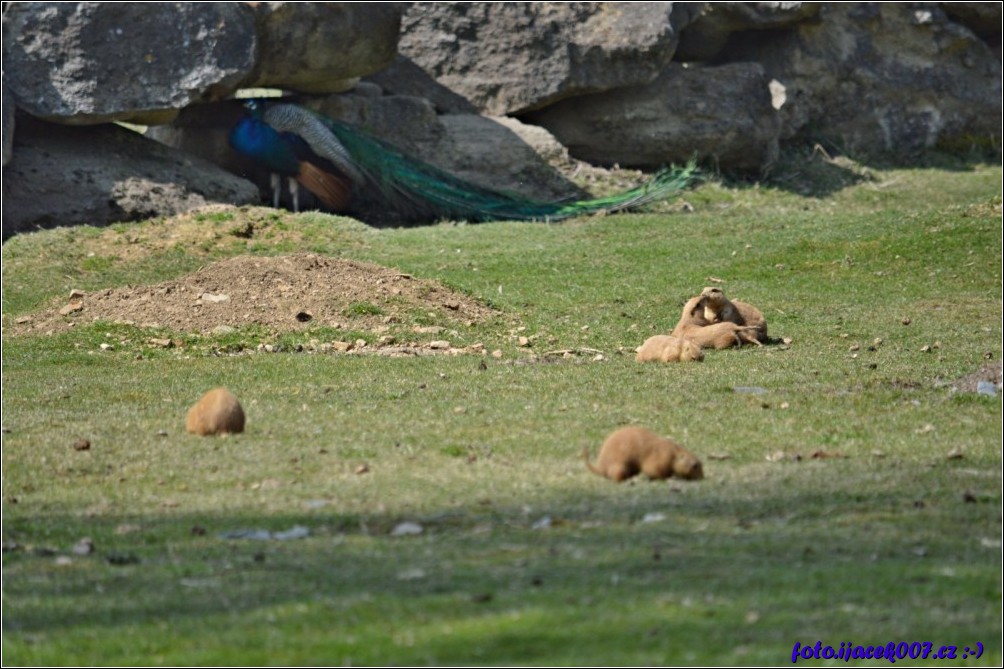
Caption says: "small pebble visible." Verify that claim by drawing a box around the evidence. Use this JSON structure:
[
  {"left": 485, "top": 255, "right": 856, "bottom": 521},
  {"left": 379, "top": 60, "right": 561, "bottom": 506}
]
[
  {"left": 976, "top": 381, "right": 997, "bottom": 397},
  {"left": 531, "top": 516, "right": 552, "bottom": 530},
  {"left": 390, "top": 522, "right": 423, "bottom": 537}
]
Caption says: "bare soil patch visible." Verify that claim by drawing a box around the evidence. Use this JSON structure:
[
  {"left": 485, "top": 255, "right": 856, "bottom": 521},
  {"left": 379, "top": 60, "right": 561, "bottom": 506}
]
[
  {"left": 10, "top": 253, "right": 497, "bottom": 337},
  {"left": 950, "top": 361, "right": 1002, "bottom": 394}
]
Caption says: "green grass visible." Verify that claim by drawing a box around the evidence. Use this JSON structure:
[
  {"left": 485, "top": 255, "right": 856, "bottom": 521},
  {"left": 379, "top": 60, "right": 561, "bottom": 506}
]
[{"left": 2, "top": 158, "right": 1001, "bottom": 666}]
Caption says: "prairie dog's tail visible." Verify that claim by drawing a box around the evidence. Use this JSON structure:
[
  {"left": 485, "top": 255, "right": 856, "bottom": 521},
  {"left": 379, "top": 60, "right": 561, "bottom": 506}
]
[
  {"left": 582, "top": 446, "right": 603, "bottom": 477},
  {"left": 737, "top": 325, "right": 764, "bottom": 346}
]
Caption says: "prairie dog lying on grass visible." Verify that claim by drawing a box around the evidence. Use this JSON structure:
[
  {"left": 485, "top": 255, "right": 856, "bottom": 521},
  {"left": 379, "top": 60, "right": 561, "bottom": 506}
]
[
  {"left": 671, "top": 287, "right": 767, "bottom": 348},
  {"left": 635, "top": 335, "right": 704, "bottom": 363},
  {"left": 673, "top": 321, "right": 763, "bottom": 350},
  {"left": 583, "top": 426, "right": 703, "bottom": 482}
]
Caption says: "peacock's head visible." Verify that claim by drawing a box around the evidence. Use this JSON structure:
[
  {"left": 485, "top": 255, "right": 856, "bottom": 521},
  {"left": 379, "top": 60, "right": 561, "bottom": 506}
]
[{"left": 243, "top": 99, "right": 265, "bottom": 118}]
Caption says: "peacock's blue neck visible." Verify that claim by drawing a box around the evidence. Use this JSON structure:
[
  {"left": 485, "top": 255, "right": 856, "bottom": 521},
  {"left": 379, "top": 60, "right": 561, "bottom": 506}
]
[{"left": 229, "top": 116, "right": 301, "bottom": 176}]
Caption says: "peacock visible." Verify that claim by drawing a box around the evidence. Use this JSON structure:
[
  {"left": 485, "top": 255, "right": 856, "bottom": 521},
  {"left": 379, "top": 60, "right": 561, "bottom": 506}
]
[{"left": 229, "top": 99, "right": 697, "bottom": 223}]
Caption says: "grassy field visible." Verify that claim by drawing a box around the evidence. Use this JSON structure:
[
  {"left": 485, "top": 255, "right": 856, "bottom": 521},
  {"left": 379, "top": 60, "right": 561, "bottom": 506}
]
[{"left": 2, "top": 155, "right": 1001, "bottom": 665}]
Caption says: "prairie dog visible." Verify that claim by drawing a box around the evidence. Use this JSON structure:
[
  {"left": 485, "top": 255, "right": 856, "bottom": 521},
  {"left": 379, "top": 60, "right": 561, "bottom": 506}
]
[
  {"left": 635, "top": 335, "right": 704, "bottom": 363},
  {"left": 671, "top": 287, "right": 767, "bottom": 346},
  {"left": 583, "top": 426, "right": 704, "bottom": 482},
  {"left": 674, "top": 321, "right": 763, "bottom": 350},
  {"left": 186, "top": 388, "right": 245, "bottom": 436},
  {"left": 700, "top": 287, "right": 741, "bottom": 324}
]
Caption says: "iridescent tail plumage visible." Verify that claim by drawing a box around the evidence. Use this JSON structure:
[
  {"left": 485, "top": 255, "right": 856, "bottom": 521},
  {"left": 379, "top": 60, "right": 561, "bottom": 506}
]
[{"left": 231, "top": 101, "right": 697, "bottom": 222}]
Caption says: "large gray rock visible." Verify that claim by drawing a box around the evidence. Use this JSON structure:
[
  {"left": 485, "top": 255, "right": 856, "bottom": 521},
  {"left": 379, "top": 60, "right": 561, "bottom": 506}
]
[
  {"left": 245, "top": 3, "right": 402, "bottom": 94},
  {"left": 2, "top": 117, "right": 260, "bottom": 239},
  {"left": 2, "top": 3, "right": 256, "bottom": 125},
  {"left": 2, "top": 77, "right": 13, "bottom": 166},
  {"left": 145, "top": 100, "right": 255, "bottom": 180},
  {"left": 940, "top": 2, "right": 1002, "bottom": 41},
  {"left": 397, "top": 2, "right": 694, "bottom": 115},
  {"left": 726, "top": 3, "right": 1002, "bottom": 156},
  {"left": 675, "top": 2, "right": 822, "bottom": 61},
  {"left": 525, "top": 62, "right": 781, "bottom": 172},
  {"left": 363, "top": 55, "right": 481, "bottom": 115}
]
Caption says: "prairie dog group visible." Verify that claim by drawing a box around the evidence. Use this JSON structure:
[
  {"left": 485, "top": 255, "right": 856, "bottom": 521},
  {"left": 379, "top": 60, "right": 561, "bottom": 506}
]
[{"left": 671, "top": 286, "right": 767, "bottom": 349}]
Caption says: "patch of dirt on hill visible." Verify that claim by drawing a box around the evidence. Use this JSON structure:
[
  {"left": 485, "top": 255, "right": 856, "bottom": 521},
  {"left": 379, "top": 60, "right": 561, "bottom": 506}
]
[
  {"left": 10, "top": 253, "right": 497, "bottom": 336},
  {"left": 950, "top": 361, "right": 1002, "bottom": 394}
]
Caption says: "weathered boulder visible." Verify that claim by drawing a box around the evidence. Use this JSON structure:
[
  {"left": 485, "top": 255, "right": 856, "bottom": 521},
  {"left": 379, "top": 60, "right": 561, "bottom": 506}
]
[
  {"left": 2, "top": 77, "right": 13, "bottom": 166},
  {"left": 940, "top": 2, "right": 1002, "bottom": 41},
  {"left": 364, "top": 55, "right": 481, "bottom": 115},
  {"left": 396, "top": 2, "right": 695, "bottom": 115},
  {"left": 2, "top": 117, "right": 259, "bottom": 239},
  {"left": 675, "top": 2, "right": 822, "bottom": 61},
  {"left": 4, "top": 0, "right": 993, "bottom": 240},
  {"left": 244, "top": 3, "right": 401, "bottom": 94},
  {"left": 433, "top": 114, "right": 587, "bottom": 204},
  {"left": 2, "top": 2, "right": 256, "bottom": 125},
  {"left": 145, "top": 100, "right": 254, "bottom": 179},
  {"left": 2, "top": 3, "right": 402, "bottom": 126},
  {"left": 525, "top": 62, "right": 781, "bottom": 172},
  {"left": 724, "top": 3, "right": 1002, "bottom": 156}
]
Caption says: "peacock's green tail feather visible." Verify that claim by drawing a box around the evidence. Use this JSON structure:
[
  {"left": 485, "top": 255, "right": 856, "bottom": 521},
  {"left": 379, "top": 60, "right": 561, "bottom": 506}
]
[{"left": 257, "top": 102, "right": 697, "bottom": 222}]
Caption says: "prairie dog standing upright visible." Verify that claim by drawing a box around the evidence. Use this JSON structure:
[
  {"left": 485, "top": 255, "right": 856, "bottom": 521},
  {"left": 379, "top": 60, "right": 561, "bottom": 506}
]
[{"left": 699, "top": 286, "right": 767, "bottom": 340}]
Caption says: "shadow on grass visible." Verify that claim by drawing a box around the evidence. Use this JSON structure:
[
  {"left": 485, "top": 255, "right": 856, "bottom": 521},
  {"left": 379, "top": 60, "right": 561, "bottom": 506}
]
[
  {"left": 715, "top": 144, "right": 998, "bottom": 199},
  {"left": 3, "top": 474, "right": 999, "bottom": 665}
]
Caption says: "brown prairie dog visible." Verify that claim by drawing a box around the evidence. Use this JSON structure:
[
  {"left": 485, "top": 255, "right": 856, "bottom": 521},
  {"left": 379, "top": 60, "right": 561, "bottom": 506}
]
[
  {"left": 673, "top": 321, "right": 763, "bottom": 350},
  {"left": 635, "top": 335, "right": 704, "bottom": 363},
  {"left": 583, "top": 426, "right": 704, "bottom": 482},
  {"left": 699, "top": 286, "right": 767, "bottom": 340},
  {"left": 186, "top": 387, "right": 246, "bottom": 436},
  {"left": 671, "top": 287, "right": 767, "bottom": 347}
]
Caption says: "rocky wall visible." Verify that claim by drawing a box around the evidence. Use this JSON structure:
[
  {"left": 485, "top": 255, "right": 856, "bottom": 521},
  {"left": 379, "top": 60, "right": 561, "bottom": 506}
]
[{"left": 2, "top": 2, "right": 999, "bottom": 236}]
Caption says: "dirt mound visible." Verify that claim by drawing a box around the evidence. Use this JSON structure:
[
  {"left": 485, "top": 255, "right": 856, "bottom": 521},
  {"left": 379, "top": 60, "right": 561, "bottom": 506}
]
[
  {"left": 951, "top": 361, "right": 1002, "bottom": 394},
  {"left": 11, "top": 253, "right": 497, "bottom": 336}
]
